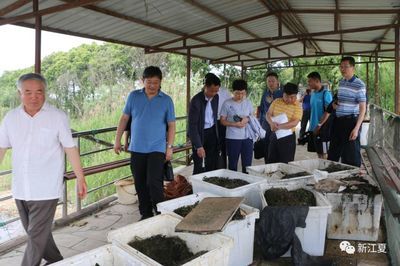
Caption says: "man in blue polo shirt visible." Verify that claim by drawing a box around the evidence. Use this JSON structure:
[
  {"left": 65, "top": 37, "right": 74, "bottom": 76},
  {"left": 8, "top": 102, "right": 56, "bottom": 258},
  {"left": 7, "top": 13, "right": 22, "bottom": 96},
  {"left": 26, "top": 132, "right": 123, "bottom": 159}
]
[
  {"left": 114, "top": 66, "right": 176, "bottom": 220},
  {"left": 308, "top": 72, "right": 333, "bottom": 158},
  {"left": 328, "top": 57, "right": 366, "bottom": 167},
  {"left": 258, "top": 72, "right": 283, "bottom": 162}
]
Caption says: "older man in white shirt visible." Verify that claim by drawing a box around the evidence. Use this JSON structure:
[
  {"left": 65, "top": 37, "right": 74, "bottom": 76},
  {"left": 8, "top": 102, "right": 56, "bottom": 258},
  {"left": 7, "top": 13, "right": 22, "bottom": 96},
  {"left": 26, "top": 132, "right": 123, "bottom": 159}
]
[{"left": 0, "top": 73, "right": 87, "bottom": 266}]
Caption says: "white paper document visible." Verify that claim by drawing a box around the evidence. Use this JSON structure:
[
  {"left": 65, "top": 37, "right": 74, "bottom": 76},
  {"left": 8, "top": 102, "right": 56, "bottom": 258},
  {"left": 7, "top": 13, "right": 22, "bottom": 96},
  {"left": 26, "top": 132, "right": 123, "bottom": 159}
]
[{"left": 271, "top": 113, "right": 292, "bottom": 139}]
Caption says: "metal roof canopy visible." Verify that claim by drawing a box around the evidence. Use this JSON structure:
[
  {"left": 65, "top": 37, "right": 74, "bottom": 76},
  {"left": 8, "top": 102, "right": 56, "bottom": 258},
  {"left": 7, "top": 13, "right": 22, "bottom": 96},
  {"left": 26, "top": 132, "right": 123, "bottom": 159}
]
[
  {"left": 0, "top": 0, "right": 399, "bottom": 113},
  {"left": 0, "top": 0, "right": 399, "bottom": 66}
]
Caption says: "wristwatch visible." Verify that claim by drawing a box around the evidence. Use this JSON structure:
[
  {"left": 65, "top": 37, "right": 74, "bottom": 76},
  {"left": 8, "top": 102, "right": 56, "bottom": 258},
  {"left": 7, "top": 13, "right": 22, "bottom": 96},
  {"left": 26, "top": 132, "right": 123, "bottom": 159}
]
[
  {"left": 317, "top": 123, "right": 322, "bottom": 127},
  {"left": 167, "top": 144, "right": 173, "bottom": 149}
]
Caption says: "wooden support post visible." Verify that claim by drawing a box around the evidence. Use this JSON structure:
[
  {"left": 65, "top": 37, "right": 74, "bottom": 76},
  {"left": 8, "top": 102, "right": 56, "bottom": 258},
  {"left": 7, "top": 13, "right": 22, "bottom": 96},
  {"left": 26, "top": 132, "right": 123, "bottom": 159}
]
[
  {"left": 241, "top": 61, "right": 245, "bottom": 79},
  {"left": 33, "top": 0, "right": 41, "bottom": 73},
  {"left": 366, "top": 62, "right": 369, "bottom": 93},
  {"left": 186, "top": 49, "right": 191, "bottom": 166},
  {"left": 374, "top": 52, "right": 380, "bottom": 106},
  {"left": 395, "top": 22, "right": 400, "bottom": 114}
]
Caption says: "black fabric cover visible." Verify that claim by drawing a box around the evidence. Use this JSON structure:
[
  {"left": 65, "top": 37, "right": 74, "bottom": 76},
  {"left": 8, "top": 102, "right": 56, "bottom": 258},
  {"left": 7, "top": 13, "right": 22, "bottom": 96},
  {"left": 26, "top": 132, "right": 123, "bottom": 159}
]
[
  {"left": 255, "top": 206, "right": 309, "bottom": 260},
  {"left": 256, "top": 206, "right": 333, "bottom": 265}
]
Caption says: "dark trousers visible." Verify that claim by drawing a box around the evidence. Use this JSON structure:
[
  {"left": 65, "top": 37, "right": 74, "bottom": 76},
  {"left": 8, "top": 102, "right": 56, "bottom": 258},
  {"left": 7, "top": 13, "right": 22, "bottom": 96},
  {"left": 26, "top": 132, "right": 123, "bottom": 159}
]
[
  {"left": 15, "top": 199, "right": 63, "bottom": 266},
  {"left": 300, "top": 109, "right": 310, "bottom": 138},
  {"left": 226, "top": 138, "right": 253, "bottom": 173},
  {"left": 263, "top": 126, "right": 272, "bottom": 164},
  {"left": 192, "top": 126, "right": 218, "bottom": 174},
  {"left": 267, "top": 132, "right": 296, "bottom": 164},
  {"left": 217, "top": 120, "right": 227, "bottom": 169},
  {"left": 130, "top": 152, "right": 165, "bottom": 216},
  {"left": 328, "top": 116, "right": 361, "bottom": 167}
]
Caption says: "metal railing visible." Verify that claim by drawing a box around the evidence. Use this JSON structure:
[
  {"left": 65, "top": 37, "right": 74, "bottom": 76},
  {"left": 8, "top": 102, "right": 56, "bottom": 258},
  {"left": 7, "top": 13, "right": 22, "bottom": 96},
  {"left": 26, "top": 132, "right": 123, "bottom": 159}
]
[{"left": 0, "top": 116, "right": 191, "bottom": 226}]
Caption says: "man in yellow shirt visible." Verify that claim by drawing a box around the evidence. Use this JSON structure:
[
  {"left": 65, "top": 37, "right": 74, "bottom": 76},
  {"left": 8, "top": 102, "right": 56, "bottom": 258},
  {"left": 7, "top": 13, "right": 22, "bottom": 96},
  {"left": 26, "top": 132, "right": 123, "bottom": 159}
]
[{"left": 266, "top": 83, "right": 302, "bottom": 163}]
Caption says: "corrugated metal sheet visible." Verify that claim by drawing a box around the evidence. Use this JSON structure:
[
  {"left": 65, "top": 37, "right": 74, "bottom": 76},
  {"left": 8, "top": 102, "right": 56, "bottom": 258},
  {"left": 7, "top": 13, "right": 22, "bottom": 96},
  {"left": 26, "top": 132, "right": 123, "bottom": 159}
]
[
  {"left": 341, "top": 14, "right": 394, "bottom": 29},
  {"left": 342, "top": 30, "right": 387, "bottom": 41},
  {"left": 344, "top": 43, "right": 376, "bottom": 53},
  {"left": 195, "top": 0, "right": 267, "bottom": 22},
  {"left": 0, "top": 0, "right": 397, "bottom": 64},
  {"left": 191, "top": 46, "right": 233, "bottom": 59},
  {"left": 339, "top": 0, "right": 399, "bottom": 9},
  {"left": 297, "top": 14, "right": 334, "bottom": 33},
  {"left": 288, "top": 0, "right": 335, "bottom": 9},
  {"left": 241, "top": 16, "right": 279, "bottom": 38},
  {"left": 316, "top": 41, "right": 340, "bottom": 54}
]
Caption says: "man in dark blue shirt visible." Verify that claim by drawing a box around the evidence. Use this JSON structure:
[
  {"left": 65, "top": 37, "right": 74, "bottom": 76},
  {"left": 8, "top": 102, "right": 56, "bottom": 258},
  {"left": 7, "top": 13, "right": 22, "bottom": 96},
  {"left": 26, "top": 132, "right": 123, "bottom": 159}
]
[{"left": 258, "top": 72, "right": 283, "bottom": 162}]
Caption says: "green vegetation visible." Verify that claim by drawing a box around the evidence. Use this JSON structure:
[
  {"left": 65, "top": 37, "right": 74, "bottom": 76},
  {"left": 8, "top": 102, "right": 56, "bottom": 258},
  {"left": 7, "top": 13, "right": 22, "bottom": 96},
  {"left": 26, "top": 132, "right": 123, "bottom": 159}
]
[{"left": 0, "top": 42, "right": 397, "bottom": 210}]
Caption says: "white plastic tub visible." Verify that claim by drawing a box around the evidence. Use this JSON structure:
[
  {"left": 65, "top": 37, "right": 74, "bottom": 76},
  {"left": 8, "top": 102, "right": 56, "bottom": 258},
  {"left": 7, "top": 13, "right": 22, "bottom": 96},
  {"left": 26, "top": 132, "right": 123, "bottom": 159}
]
[
  {"left": 246, "top": 163, "right": 313, "bottom": 184},
  {"left": 52, "top": 244, "right": 139, "bottom": 266},
  {"left": 114, "top": 178, "right": 137, "bottom": 205},
  {"left": 107, "top": 214, "right": 234, "bottom": 266},
  {"left": 259, "top": 181, "right": 332, "bottom": 256},
  {"left": 325, "top": 174, "right": 383, "bottom": 241},
  {"left": 157, "top": 192, "right": 260, "bottom": 266},
  {"left": 188, "top": 169, "right": 265, "bottom": 209},
  {"left": 289, "top": 159, "right": 359, "bottom": 176}
]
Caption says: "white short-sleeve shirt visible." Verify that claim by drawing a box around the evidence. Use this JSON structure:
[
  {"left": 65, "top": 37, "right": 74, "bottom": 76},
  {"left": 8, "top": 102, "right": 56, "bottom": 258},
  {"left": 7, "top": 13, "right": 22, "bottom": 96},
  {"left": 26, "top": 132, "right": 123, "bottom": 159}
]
[{"left": 0, "top": 102, "right": 75, "bottom": 200}]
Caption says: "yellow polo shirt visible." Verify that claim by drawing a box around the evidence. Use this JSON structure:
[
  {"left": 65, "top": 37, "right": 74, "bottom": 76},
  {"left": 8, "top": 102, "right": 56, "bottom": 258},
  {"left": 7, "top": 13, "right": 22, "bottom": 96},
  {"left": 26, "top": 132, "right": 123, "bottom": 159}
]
[{"left": 269, "top": 98, "right": 303, "bottom": 132}]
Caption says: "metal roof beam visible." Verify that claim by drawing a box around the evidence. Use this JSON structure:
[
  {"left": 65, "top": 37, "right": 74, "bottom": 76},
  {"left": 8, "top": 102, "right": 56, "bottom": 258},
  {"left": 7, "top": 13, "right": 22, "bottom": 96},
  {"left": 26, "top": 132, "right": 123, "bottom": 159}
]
[
  {"left": 212, "top": 39, "right": 300, "bottom": 61},
  {"left": 65, "top": 0, "right": 258, "bottom": 60},
  {"left": 15, "top": 21, "right": 215, "bottom": 62},
  {"left": 209, "top": 37, "right": 394, "bottom": 63},
  {"left": 181, "top": 0, "right": 284, "bottom": 59},
  {"left": 259, "top": 0, "right": 322, "bottom": 53},
  {"left": 335, "top": 0, "right": 343, "bottom": 53},
  {"left": 161, "top": 24, "right": 397, "bottom": 50},
  {"left": 371, "top": 15, "right": 399, "bottom": 56},
  {"left": 183, "top": 0, "right": 291, "bottom": 57},
  {"left": 214, "top": 48, "right": 395, "bottom": 64},
  {"left": 248, "top": 59, "right": 395, "bottom": 69},
  {"left": 0, "top": 0, "right": 30, "bottom": 17},
  {"left": 154, "top": 8, "right": 400, "bottom": 49},
  {"left": 0, "top": 0, "right": 104, "bottom": 26}
]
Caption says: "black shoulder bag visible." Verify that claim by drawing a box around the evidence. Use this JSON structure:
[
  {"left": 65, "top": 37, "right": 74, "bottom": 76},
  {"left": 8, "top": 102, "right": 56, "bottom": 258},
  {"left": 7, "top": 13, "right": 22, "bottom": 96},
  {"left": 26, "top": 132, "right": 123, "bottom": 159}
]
[{"left": 318, "top": 90, "right": 334, "bottom": 142}]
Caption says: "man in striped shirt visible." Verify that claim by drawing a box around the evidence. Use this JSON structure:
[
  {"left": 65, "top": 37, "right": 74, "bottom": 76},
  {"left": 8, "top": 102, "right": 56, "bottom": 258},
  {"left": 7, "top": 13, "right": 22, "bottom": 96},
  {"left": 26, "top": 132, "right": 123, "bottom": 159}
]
[{"left": 327, "top": 56, "right": 366, "bottom": 167}]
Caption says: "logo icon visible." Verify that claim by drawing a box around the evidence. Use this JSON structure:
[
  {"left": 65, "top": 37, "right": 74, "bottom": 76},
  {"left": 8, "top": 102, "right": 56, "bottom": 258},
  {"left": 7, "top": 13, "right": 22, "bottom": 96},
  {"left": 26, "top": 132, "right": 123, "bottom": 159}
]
[{"left": 339, "top": 241, "right": 355, "bottom": 254}]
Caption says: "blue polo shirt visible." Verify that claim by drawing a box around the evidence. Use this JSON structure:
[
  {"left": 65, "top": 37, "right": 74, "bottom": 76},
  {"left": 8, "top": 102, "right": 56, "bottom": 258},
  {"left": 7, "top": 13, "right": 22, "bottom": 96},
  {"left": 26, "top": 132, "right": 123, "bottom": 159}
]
[
  {"left": 123, "top": 88, "right": 175, "bottom": 153},
  {"left": 309, "top": 89, "right": 333, "bottom": 131},
  {"left": 259, "top": 88, "right": 283, "bottom": 130},
  {"left": 336, "top": 75, "right": 366, "bottom": 117}
]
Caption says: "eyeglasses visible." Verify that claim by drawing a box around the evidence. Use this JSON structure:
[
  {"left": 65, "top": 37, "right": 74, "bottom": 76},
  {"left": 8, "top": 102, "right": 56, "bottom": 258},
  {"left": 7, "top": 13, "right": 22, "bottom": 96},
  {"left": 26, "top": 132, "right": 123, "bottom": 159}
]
[{"left": 339, "top": 64, "right": 353, "bottom": 69}]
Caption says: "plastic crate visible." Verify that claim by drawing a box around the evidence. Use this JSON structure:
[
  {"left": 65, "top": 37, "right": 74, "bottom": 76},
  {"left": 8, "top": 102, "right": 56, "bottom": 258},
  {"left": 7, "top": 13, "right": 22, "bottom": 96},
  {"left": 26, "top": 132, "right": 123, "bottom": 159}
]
[
  {"left": 289, "top": 159, "right": 359, "bottom": 176},
  {"left": 259, "top": 181, "right": 332, "bottom": 256},
  {"left": 52, "top": 244, "right": 140, "bottom": 266},
  {"left": 246, "top": 163, "right": 313, "bottom": 184},
  {"left": 157, "top": 192, "right": 259, "bottom": 266},
  {"left": 107, "top": 214, "right": 234, "bottom": 266},
  {"left": 188, "top": 169, "right": 265, "bottom": 209},
  {"left": 325, "top": 173, "right": 383, "bottom": 241}
]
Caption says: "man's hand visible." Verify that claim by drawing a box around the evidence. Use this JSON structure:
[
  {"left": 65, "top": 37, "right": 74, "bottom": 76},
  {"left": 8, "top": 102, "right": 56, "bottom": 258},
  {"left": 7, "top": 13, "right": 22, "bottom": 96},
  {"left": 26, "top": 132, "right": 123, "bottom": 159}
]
[
  {"left": 77, "top": 178, "right": 87, "bottom": 199},
  {"left": 123, "top": 142, "right": 129, "bottom": 152},
  {"left": 314, "top": 125, "right": 321, "bottom": 136},
  {"left": 114, "top": 142, "right": 122, "bottom": 154},
  {"left": 349, "top": 127, "right": 359, "bottom": 141},
  {"left": 197, "top": 147, "right": 206, "bottom": 158},
  {"left": 271, "top": 122, "right": 280, "bottom": 132},
  {"left": 166, "top": 147, "right": 173, "bottom": 161}
]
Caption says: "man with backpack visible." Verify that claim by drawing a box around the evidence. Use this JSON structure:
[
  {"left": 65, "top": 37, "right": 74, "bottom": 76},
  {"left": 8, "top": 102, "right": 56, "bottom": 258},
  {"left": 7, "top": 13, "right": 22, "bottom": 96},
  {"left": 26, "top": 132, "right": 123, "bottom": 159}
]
[{"left": 308, "top": 72, "right": 333, "bottom": 159}]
